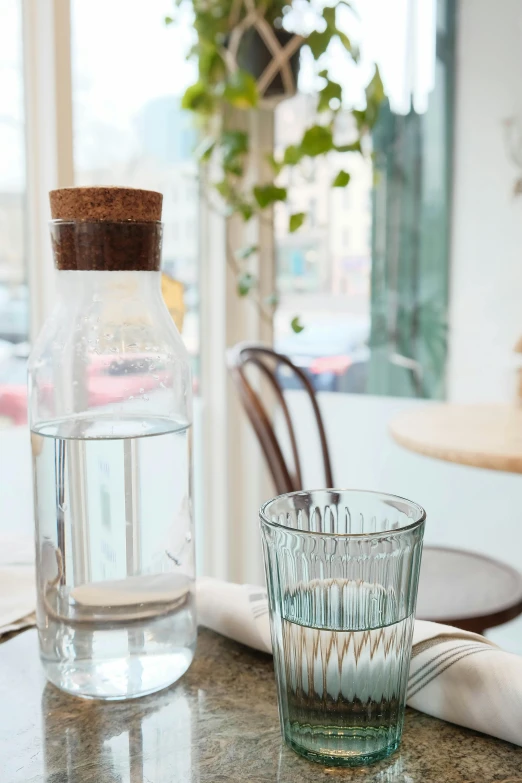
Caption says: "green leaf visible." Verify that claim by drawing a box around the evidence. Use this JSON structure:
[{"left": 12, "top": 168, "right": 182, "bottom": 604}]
[
  {"left": 352, "top": 108, "right": 367, "bottom": 132},
  {"left": 198, "top": 43, "right": 226, "bottom": 84},
  {"left": 289, "top": 212, "right": 306, "bottom": 232},
  {"left": 236, "top": 245, "right": 258, "bottom": 260},
  {"left": 195, "top": 136, "right": 215, "bottom": 162},
  {"left": 221, "top": 131, "right": 248, "bottom": 157},
  {"left": 221, "top": 130, "right": 248, "bottom": 175},
  {"left": 317, "top": 78, "right": 342, "bottom": 112},
  {"left": 223, "top": 161, "right": 243, "bottom": 177},
  {"left": 335, "top": 140, "right": 362, "bottom": 154},
  {"left": 322, "top": 6, "right": 336, "bottom": 28},
  {"left": 237, "top": 273, "right": 256, "bottom": 297},
  {"left": 332, "top": 170, "right": 351, "bottom": 187},
  {"left": 165, "top": 15, "right": 174, "bottom": 25},
  {"left": 306, "top": 29, "right": 332, "bottom": 59},
  {"left": 267, "top": 154, "right": 283, "bottom": 175},
  {"left": 291, "top": 316, "right": 304, "bottom": 334},
  {"left": 253, "top": 185, "right": 287, "bottom": 209},
  {"left": 283, "top": 144, "right": 303, "bottom": 165},
  {"left": 215, "top": 179, "right": 234, "bottom": 200},
  {"left": 366, "top": 65, "right": 385, "bottom": 105},
  {"left": 182, "top": 82, "right": 214, "bottom": 114},
  {"left": 362, "top": 66, "right": 385, "bottom": 128},
  {"left": 223, "top": 70, "right": 258, "bottom": 109},
  {"left": 300, "top": 125, "right": 334, "bottom": 157},
  {"left": 238, "top": 201, "right": 254, "bottom": 221},
  {"left": 264, "top": 292, "right": 279, "bottom": 307},
  {"left": 337, "top": 31, "right": 355, "bottom": 57}
]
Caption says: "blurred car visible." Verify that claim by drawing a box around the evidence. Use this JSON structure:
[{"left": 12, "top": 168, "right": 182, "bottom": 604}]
[
  {"left": 0, "top": 339, "right": 27, "bottom": 426},
  {"left": 275, "top": 320, "right": 370, "bottom": 393},
  {"left": 0, "top": 351, "right": 173, "bottom": 428}
]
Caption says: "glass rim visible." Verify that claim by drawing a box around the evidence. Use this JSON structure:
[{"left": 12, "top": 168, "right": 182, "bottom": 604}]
[{"left": 259, "top": 488, "right": 426, "bottom": 539}]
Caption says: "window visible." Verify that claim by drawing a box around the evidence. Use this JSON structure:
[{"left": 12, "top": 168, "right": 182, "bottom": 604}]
[
  {"left": 71, "top": 0, "right": 200, "bottom": 387},
  {"left": 274, "top": 0, "right": 454, "bottom": 398},
  {"left": 0, "top": 0, "right": 28, "bottom": 428}
]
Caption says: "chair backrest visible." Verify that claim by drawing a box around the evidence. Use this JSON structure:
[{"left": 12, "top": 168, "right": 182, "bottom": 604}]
[{"left": 227, "top": 342, "right": 334, "bottom": 495}]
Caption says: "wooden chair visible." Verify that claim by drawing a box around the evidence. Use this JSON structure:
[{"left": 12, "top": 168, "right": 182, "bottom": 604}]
[
  {"left": 227, "top": 342, "right": 333, "bottom": 495},
  {"left": 228, "top": 341, "right": 522, "bottom": 635}
]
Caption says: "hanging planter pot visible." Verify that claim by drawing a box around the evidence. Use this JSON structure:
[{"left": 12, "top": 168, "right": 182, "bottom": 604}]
[
  {"left": 233, "top": 27, "right": 301, "bottom": 101},
  {"left": 225, "top": 14, "right": 303, "bottom": 106}
]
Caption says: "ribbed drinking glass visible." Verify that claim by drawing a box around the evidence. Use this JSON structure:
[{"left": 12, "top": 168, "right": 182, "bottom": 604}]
[{"left": 260, "top": 489, "right": 426, "bottom": 767}]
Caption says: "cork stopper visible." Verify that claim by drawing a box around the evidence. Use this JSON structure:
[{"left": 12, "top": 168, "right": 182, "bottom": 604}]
[
  {"left": 50, "top": 186, "right": 162, "bottom": 222},
  {"left": 49, "top": 187, "right": 163, "bottom": 272}
]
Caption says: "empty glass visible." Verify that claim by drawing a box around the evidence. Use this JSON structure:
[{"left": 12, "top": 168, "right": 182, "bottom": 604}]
[{"left": 260, "top": 489, "right": 425, "bottom": 767}]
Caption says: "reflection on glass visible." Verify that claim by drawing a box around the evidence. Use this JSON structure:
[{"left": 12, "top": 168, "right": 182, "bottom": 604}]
[
  {"left": 277, "top": 746, "right": 408, "bottom": 781},
  {"left": 42, "top": 681, "right": 192, "bottom": 782},
  {"left": 0, "top": 0, "right": 28, "bottom": 427}
]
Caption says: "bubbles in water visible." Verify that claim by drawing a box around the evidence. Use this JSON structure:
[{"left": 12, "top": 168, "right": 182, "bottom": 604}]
[
  {"left": 139, "top": 388, "right": 144, "bottom": 394},
  {"left": 105, "top": 333, "right": 113, "bottom": 339},
  {"left": 149, "top": 363, "right": 155, "bottom": 371},
  {"left": 185, "top": 532, "right": 192, "bottom": 542},
  {"left": 143, "top": 395, "right": 149, "bottom": 401}
]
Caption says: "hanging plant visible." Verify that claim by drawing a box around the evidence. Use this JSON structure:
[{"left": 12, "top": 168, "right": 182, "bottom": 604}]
[{"left": 167, "top": 0, "right": 385, "bottom": 331}]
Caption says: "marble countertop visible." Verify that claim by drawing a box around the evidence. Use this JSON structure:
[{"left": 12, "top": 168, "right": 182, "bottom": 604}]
[{"left": 1, "top": 628, "right": 521, "bottom": 783}]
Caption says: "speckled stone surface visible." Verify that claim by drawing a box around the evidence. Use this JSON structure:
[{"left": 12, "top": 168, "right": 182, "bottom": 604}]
[{"left": 1, "top": 628, "right": 521, "bottom": 782}]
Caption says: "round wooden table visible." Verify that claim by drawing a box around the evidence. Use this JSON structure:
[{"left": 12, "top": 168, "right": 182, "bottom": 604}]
[
  {"left": 390, "top": 403, "right": 522, "bottom": 474},
  {"left": 390, "top": 403, "right": 522, "bottom": 631}
]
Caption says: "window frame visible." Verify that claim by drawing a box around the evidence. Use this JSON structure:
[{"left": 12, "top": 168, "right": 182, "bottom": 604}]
[{"left": 22, "top": 0, "right": 74, "bottom": 341}]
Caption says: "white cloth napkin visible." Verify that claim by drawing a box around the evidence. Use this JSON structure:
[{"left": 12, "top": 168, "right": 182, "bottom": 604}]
[{"left": 196, "top": 577, "right": 522, "bottom": 748}]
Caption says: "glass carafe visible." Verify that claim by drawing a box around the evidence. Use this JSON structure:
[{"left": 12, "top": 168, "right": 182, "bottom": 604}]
[{"left": 28, "top": 187, "right": 196, "bottom": 700}]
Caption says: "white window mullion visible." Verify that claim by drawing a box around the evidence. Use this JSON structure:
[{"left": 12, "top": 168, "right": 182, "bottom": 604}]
[
  {"left": 199, "top": 108, "right": 275, "bottom": 583},
  {"left": 23, "top": 0, "right": 74, "bottom": 340}
]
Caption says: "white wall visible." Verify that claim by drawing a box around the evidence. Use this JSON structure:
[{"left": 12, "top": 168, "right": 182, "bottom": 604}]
[{"left": 448, "top": 0, "right": 522, "bottom": 402}]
